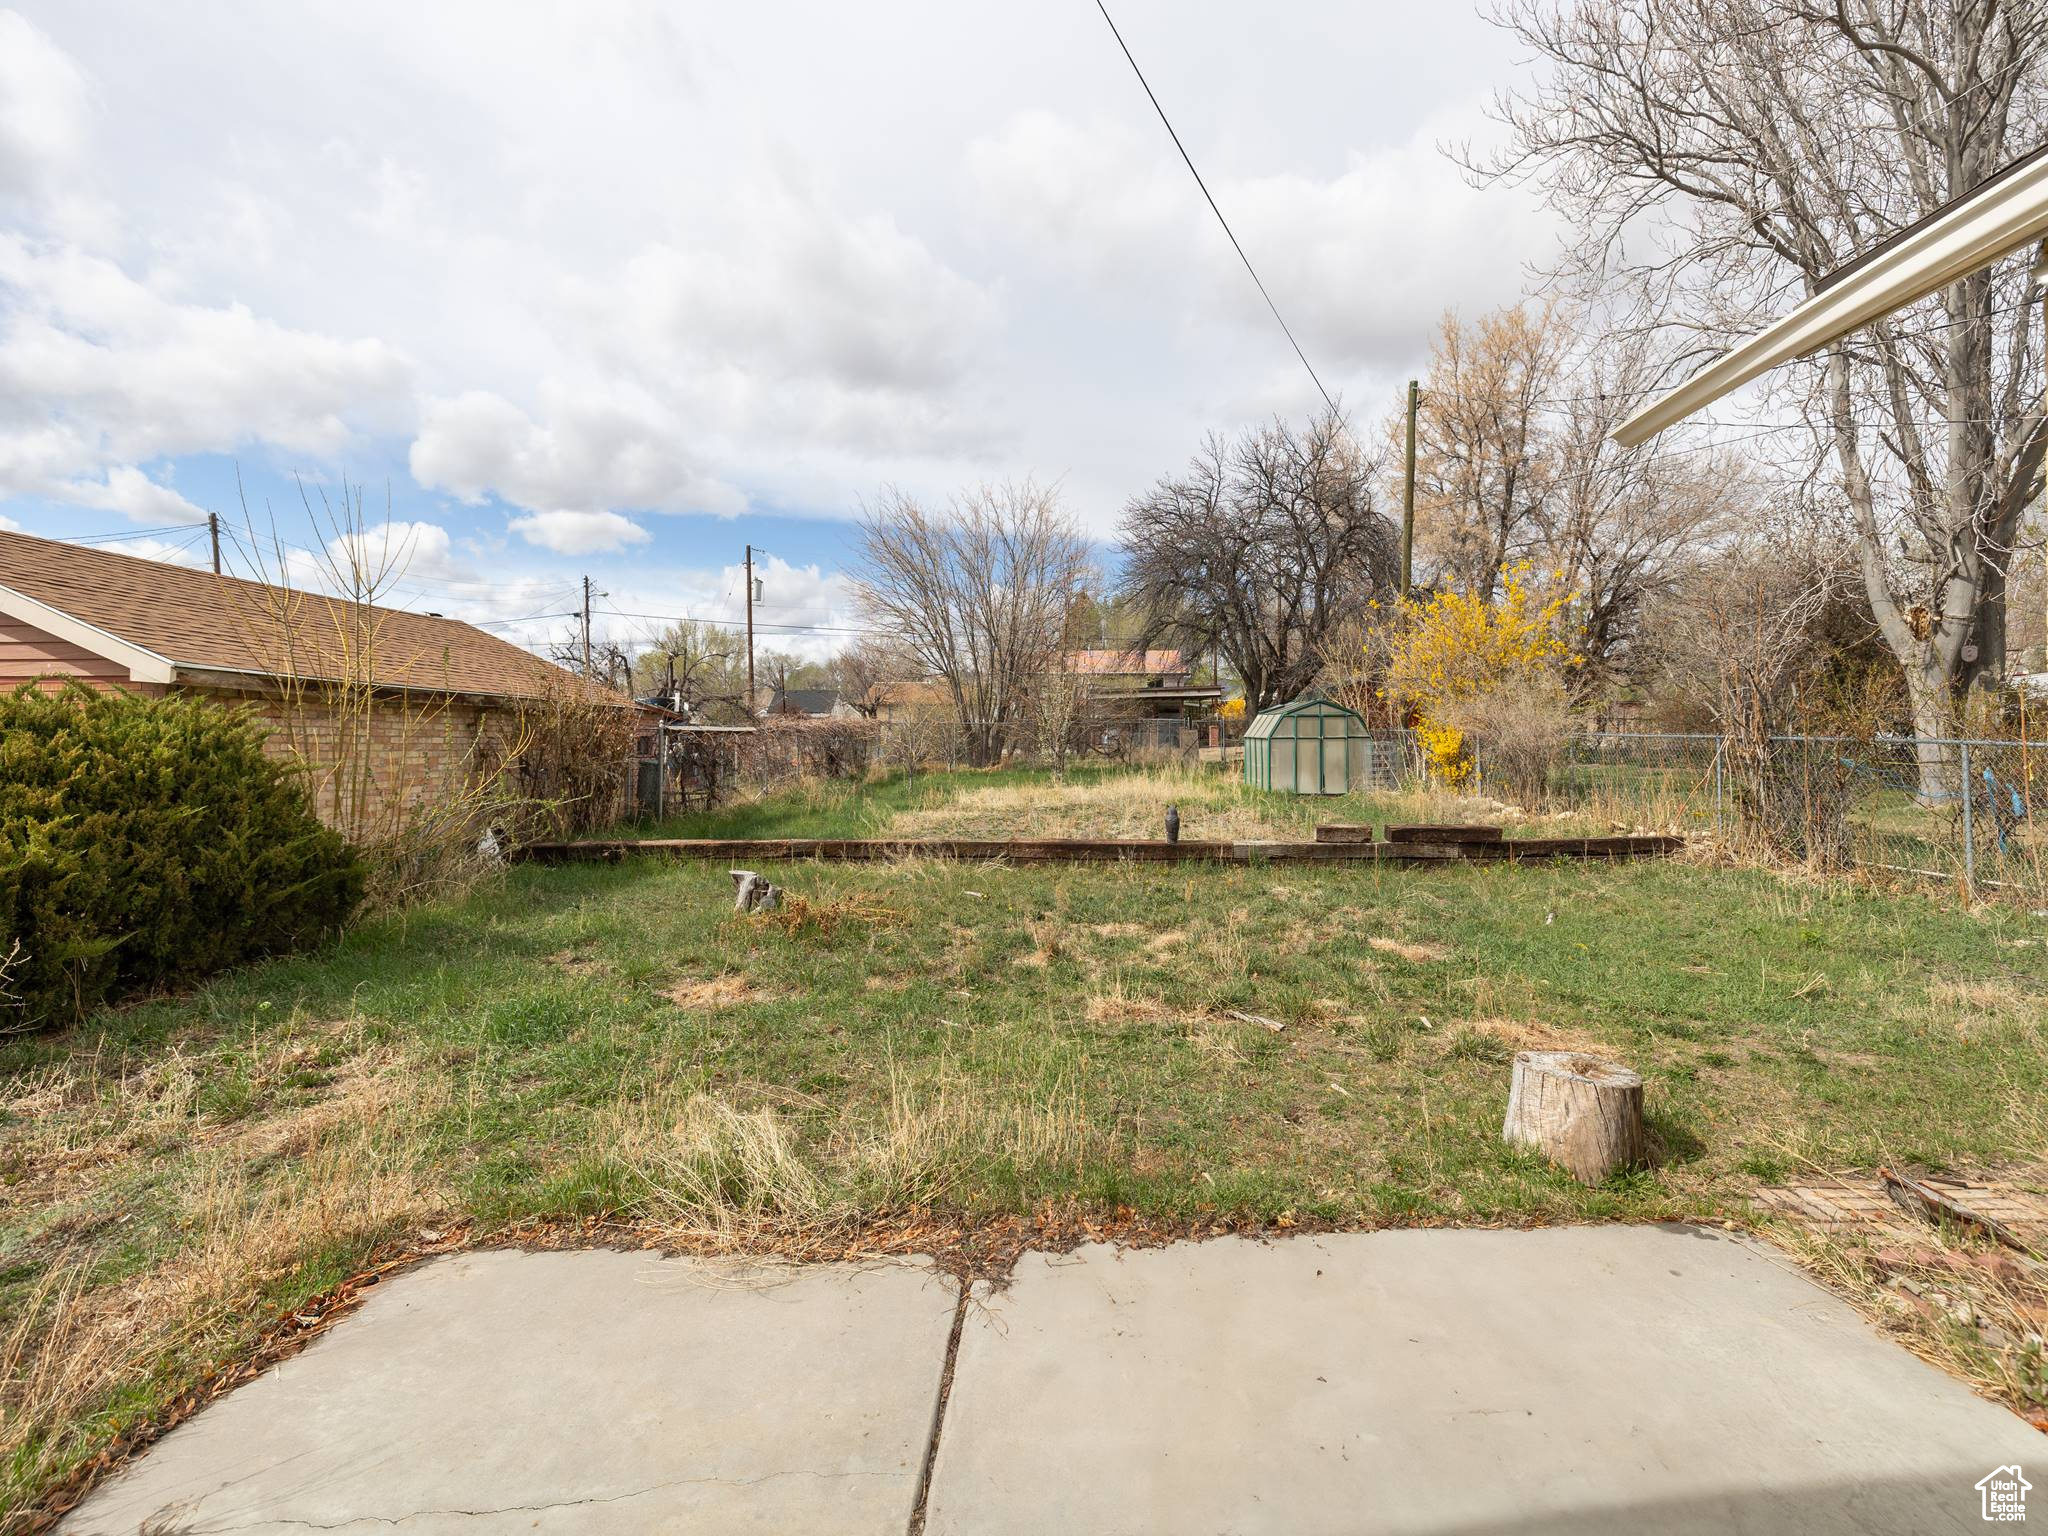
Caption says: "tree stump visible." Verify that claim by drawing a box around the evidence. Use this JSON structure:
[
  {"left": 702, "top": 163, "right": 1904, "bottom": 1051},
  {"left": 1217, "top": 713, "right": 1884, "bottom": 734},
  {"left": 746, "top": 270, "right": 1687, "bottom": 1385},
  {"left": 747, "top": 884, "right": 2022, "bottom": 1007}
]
[
  {"left": 1502, "top": 1051, "right": 1645, "bottom": 1184},
  {"left": 729, "top": 869, "right": 781, "bottom": 913}
]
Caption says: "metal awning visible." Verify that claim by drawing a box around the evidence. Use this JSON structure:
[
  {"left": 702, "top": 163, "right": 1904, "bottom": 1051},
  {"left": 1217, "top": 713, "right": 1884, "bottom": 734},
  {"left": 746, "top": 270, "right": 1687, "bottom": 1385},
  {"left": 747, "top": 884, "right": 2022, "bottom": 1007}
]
[{"left": 1614, "top": 142, "right": 2048, "bottom": 446}]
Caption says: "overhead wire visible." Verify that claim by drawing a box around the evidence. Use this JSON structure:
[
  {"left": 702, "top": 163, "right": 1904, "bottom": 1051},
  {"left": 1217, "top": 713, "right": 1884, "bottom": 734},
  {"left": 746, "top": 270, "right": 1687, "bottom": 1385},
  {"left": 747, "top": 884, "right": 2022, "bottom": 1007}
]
[
  {"left": 1093, "top": 0, "right": 1338, "bottom": 414},
  {"left": 66, "top": 521, "right": 212, "bottom": 546}
]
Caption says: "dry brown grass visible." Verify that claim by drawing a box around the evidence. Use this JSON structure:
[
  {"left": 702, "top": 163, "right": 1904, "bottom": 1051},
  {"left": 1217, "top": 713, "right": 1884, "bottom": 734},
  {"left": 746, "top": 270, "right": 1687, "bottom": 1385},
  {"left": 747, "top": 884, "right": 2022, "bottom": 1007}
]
[
  {"left": 1774, "top": 1217, "right": 2048, "bottom": 1429},
  {"left": 663, "top": 975, "right": 776, "bottom": 1010},
  {"left": 604, "top": 1068, "right": 1105, "bottom": 1235},
  {"left": 889, "top": 767, "right": 1287, "bottom": 842},
  {"left": 1083, "top": 982, "right": 1180, "bottom": 1028},
  {"left": 1367, "top": 936, "right": 1451, "bottom": 964},
  {"left": 756, "top": 892, "right": 904, "bottom": 939},
  {"left": 0, "top": 1050, "right": 448, "bottom": 1520},
  {"left": 1453, "top": 1016, "right": 1608, "bottom": 1055}
]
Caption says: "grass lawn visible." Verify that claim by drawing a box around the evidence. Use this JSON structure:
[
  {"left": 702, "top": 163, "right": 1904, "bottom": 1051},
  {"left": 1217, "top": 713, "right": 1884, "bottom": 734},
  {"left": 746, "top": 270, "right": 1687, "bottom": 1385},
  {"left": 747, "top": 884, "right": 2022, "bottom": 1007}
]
[{"left": 7, "top": 764, "right": 2048, "bottom": 1519}]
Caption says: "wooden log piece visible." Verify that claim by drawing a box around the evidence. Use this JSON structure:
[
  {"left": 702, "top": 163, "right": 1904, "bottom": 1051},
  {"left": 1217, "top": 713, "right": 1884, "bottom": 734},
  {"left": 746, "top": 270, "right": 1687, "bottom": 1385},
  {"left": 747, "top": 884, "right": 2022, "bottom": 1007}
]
[
  {"left": 1385, "top": 824, "right": 1504, "bottom": 843},
  {"left": 1502, "top": 1050, "right": 1646, "bottom": 1185},
  {"left": 1314, "top": 823, "right": 1378, "bottom": 843}
]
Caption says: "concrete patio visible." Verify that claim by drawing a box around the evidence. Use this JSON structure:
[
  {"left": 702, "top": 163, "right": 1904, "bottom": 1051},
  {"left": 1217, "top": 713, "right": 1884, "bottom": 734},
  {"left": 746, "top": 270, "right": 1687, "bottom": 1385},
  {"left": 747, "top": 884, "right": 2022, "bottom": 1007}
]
[{"left": 62, "top": 1226, "right": 2042, "bottom": 1535}]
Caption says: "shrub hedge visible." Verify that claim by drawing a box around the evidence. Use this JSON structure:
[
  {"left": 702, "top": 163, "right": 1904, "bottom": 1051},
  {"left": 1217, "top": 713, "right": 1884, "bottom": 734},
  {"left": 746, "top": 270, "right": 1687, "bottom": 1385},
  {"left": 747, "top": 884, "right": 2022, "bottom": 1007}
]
[{"left": 0, "top": 684, "right": 363, "bottom": 1030}]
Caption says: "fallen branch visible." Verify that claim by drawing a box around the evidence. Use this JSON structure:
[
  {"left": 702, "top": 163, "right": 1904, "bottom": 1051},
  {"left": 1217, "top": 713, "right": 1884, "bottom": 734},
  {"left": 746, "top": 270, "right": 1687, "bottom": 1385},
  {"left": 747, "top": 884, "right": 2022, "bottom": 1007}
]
[{"left": 1878, "top": 1167, "right": 2040, "bottom": 1259}]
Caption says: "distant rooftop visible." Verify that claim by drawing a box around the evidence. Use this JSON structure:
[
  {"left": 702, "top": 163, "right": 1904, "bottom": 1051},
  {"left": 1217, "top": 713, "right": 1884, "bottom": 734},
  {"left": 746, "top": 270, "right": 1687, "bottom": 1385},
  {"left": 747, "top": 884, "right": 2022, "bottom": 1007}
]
[{"left": 1070, "top": 648, "right": 1187, "bottom": 676}]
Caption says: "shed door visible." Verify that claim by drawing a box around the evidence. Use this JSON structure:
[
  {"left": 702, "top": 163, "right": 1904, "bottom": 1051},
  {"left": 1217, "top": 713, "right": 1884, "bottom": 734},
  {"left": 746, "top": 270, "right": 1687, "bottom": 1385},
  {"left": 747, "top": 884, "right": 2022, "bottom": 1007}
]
[{"left": 1320, "top": 731, "right": 1347, "bottom": 795}]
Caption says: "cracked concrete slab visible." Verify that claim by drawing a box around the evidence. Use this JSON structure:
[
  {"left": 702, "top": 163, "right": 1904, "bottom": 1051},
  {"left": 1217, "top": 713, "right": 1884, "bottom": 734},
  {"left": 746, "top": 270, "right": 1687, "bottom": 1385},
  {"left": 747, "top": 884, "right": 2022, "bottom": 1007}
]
[
  {"left": 62, "top": 1248, "right": 957, "bottom": 1536},
  {"left": 923, "top": 1225, "right": 2044, "bottom": 1535}
]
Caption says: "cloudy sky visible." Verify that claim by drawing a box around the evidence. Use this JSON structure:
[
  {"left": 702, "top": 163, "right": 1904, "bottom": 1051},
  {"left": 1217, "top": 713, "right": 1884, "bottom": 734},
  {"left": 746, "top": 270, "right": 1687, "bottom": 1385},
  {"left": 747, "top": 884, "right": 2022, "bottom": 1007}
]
[{"left": 0, "top": 2, "right": 1559, "bottom": 658}]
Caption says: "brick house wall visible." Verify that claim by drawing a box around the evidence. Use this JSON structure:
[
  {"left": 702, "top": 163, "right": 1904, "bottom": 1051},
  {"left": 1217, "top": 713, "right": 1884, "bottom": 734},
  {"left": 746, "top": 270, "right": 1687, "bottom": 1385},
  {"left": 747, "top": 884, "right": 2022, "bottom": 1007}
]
[
  {"left": 216, "top": 688, "right": 524, "bottom": 836},
  {"left": 0, "top": 650, "right": 555, "bottom": 835}
]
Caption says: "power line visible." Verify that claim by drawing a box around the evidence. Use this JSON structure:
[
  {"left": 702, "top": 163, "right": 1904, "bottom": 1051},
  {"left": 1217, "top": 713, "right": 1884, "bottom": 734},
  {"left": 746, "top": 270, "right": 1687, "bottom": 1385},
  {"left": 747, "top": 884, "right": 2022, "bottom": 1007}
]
[
  {"left": 67, "top": 521, "right": 211, "bottom": 545},
  {"left": 1093, "top": 0, "right": 1338, "bottom": 415},
  {"left": 598, "top": 603, "right": 883, "bottom": 638}
]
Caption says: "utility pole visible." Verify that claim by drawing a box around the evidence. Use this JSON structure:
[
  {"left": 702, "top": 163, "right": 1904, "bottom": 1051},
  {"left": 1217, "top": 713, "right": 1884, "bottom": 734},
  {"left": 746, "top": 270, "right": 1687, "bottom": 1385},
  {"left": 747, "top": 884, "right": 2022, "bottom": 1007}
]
[
  {"left": 207, "top": 512, "right": 222, "bottom": 576},
  {"left": 580, "top": 575, "right": 593, "bottom": 675},
  {"left": 744, "top": 544, "right": 757, "bottom": 716},
  {"left": 1401, "top": 378, "right": 1419, "bottom": 598}
]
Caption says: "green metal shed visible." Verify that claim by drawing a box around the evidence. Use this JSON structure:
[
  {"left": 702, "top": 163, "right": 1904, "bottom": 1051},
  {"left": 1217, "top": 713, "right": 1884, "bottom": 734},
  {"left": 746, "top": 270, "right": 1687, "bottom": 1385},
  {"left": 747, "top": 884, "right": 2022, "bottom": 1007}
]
[{"left": 1242, "top": 696, "right": 1371, "bottom": 796}]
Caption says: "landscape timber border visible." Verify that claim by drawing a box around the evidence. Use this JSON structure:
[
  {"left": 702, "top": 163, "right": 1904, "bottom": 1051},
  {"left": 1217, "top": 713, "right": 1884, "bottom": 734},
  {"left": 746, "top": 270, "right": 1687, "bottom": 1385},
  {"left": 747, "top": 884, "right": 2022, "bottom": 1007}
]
[{"left": 518, "top": 833, "right": 1683, "bottom": 867}]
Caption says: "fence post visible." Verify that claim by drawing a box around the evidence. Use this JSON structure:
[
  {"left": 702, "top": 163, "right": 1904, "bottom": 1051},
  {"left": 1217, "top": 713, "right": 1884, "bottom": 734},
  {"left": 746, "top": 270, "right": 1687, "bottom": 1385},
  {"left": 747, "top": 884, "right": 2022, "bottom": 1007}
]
[
  {"left": 1961, "top": 740, "right": 1975, "bottom": 899},
  {"left": 1712, "top": 736, "right": 1725, "bottom": 834}
]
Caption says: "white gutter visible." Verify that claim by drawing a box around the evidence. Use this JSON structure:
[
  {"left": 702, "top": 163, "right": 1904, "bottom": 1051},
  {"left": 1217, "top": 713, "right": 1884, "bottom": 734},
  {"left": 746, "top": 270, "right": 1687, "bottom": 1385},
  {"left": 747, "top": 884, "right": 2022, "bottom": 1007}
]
[{"left": 1614, "top": 150, "right": 2048, "bottom": 446}]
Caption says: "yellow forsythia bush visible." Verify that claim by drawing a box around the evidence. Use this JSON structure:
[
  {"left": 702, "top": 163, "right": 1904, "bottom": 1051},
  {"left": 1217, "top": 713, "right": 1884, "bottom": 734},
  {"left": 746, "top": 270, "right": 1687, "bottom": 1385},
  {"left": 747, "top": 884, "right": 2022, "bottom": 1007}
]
[{"left": 1381, "top": 565, "right": 1581, "bottom": 782}]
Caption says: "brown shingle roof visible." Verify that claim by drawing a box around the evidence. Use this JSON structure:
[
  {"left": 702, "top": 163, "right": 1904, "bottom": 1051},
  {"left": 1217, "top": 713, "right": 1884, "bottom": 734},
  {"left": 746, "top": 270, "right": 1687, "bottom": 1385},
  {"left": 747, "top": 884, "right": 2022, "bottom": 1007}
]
[
  {"left": 0, "top": 528, "right": 598, "bottom": 702},
  {"left": 1069, "top": 648, "right": 1187, "bottom": 676}
]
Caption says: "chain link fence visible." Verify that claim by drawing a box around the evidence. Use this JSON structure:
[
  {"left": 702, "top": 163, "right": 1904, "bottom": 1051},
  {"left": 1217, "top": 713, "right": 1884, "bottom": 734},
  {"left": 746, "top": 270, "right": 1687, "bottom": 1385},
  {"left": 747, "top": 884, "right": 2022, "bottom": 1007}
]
[
  {"left": 1496, "top": 730, "right": 2046, "bottom": 901},
  {"left": 626, "top": 710, "right": 2043, "bottom": 901}
]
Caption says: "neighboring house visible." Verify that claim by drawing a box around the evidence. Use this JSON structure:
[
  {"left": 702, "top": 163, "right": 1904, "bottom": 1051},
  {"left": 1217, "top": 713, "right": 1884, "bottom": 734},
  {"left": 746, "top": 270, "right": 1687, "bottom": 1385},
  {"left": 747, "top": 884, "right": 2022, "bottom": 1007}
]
[
  {"left": 765, "top": 686, "right": 855, "bottom": 719},
  {"left": 1068, "top": 648, "right": 1224, "bottom": 723},
  {"left": 869, "top": 679, "right": 953, "bottom": 722},
  {"left": 0, "top": 528, "right": 634, "bottom": 830}
]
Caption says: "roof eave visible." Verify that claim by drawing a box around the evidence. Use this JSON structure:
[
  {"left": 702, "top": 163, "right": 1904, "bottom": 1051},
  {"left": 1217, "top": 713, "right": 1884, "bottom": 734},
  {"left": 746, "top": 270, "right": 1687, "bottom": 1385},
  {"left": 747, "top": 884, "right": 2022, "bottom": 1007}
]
[
  {"left": 170, "top": 663, "right": 634, "bottom": 711},
  {"left": 0, "top": 581, "right": 177, "bottom": 684}
]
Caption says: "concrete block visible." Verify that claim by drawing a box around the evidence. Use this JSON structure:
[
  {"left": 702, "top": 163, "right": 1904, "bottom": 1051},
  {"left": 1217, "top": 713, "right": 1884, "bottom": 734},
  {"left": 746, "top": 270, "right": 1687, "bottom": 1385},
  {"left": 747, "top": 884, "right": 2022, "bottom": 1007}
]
[{"left": 64, "top": 1248, "right": 956, "bottom": 1536}]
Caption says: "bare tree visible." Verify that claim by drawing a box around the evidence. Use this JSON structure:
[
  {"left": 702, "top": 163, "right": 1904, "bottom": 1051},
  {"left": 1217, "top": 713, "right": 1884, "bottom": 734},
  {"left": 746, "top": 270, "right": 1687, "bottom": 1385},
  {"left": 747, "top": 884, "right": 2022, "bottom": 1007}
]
[
  {"left": 1542, "top": 335, "right": 1748, "bottom": 690},
  {"left": 853, "top": 481, "right": 1092, "bottom": 764},
  {"left": 1026, "top": 658, "right": 1091, "bottom": 777},
  {"left": 1410, "top": 305, "right": 1567, "bottom": 598},
  {"left": 1648, "top": 506, "right": 1883, "bottom": 855},
  {"left": 628, "top": 619, "right": 746, "bottom": 718},
  {"left": 1479, "top": 0, "right": 2048, "bottom": 791},
  {"left": 830, "top": 635, "right": 912, "bottom": 718},
  {"left": 546, "top": 631, "right": 632, "bottom": 696},
  {"left": 1119, "top": 407, "right": 1397, "bottom": 711}
]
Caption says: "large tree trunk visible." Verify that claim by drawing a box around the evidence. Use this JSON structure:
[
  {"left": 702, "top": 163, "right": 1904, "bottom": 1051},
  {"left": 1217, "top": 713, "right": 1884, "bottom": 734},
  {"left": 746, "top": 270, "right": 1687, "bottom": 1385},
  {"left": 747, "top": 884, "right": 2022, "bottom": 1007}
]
[{"left": 1903, "top": 663, "right": 1961, "bottom": 807}]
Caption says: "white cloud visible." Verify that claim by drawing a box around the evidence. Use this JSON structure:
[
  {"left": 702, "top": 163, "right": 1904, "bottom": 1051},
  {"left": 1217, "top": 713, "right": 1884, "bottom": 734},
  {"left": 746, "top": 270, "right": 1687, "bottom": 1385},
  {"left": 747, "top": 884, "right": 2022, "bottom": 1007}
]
[
  {"left": 574, "top": 178, "right": 998, "bottom": 398},
  {"left": 969, "top": 107, "right": 1553, "bottom": 378},
  {"left": 966, "top": 112, "right": 1185, "bottom": 282},
  {"left": 0, "top": 2, "right": 1559, "bottom": 549},
  {"left": 333, "top": 519, "right": 467, "bottom": 581},
  {"left": 510, "top": 509, "right": 651, "bottom": 555},
  {"left": 0, "top": 511, "right": 18, "bottom": 531},
  {"left": 409, "top": 173, "right": 1002, "bottom": 521},
  {"left": 0, "top": 237, "right": 411, "bottom": 500},
  {"left": 0, "top": 10, "right": 88, "bottom": 199},
  {"left": 411, "top": 387, "right": 747, "bottom": 519},
  {"left": 267, "top": 519, "right": 479, "bottom": 601},
  {"left": 119, "top": 533, "right": 204, "bottom": 568},
  {"left": 57, "top": 465, "right": 205, "bottom": 523}
]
